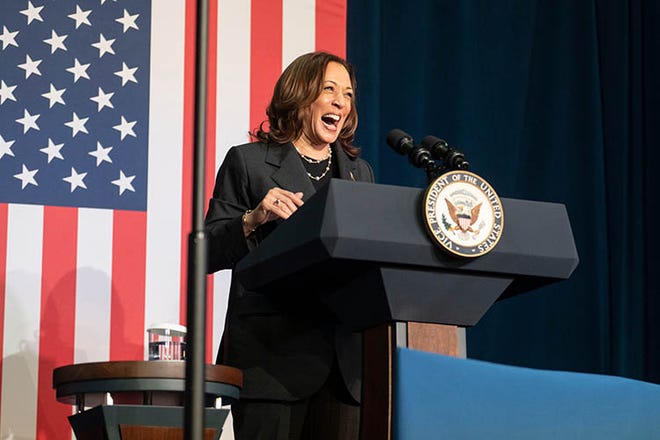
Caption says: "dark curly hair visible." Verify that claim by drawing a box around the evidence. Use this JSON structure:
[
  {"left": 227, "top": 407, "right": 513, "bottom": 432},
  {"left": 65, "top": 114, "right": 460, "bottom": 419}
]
[{"left": 251, "top": 51, "right": 359, "bottom": 157}]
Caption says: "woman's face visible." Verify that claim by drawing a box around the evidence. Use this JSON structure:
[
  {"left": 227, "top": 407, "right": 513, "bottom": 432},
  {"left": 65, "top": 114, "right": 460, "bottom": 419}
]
[{"left": 300, "top": 61, "right": 353, "bottom": 149}]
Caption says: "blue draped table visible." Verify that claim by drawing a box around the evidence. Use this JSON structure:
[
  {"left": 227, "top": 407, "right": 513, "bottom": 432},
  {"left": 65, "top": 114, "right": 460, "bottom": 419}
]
[{"left": 395, "top": 348, "right": 660, "bottom": 439}]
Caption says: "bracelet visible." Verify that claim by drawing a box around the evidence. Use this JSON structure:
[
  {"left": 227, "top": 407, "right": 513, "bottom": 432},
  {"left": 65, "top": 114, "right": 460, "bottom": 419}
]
[{"left": 242, "top": 209, "right": 257, "bottom": 234}]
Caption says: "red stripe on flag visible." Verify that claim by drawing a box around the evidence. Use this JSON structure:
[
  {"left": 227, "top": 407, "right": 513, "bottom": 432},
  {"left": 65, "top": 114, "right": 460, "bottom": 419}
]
[
  {"left": 110, "top": 210, "right": 147, "bottom": 361},
  {"left": 315, "top": 0, "right": 347, "bottom": 57},
  {"left": 180, "top": 0, "right": 197, "bottom": 326},
  {"left": 205, "top": 0, "right": 219, "bottom": 363},
  {"left": 250, "top": 0, "right": 283, "bottom": 132},
  {"left": 0, "top": 204, "right": 7, "bottom": 417},
  {"left": 35, "top": 206, "right": 78, "bottom": 440}
]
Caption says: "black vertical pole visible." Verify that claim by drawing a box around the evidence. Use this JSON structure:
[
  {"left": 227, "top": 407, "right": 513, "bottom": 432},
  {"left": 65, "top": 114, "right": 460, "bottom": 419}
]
[{"left": 185, "top": 0, "right": 209, "bottom": 438}]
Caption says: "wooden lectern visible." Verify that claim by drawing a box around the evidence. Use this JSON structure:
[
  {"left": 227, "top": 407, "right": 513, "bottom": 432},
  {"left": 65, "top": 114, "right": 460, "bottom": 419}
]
[
  {"left": 235, "top": 179, "right": 578, "bottom": 439},
  {"left": 52, "top": 361, "right": 242, "bottom": 440}
]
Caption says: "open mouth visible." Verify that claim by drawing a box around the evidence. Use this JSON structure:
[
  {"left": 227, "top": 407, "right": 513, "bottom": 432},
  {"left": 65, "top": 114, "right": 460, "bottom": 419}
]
[{"left": 321, "top": 113, "right": 340, "bottom": 130}]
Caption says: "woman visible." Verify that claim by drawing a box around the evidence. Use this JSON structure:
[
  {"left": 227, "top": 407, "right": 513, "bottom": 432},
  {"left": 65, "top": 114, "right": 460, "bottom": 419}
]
[{"left": 205, "top": 52, "right": 374, "bottom": 439}]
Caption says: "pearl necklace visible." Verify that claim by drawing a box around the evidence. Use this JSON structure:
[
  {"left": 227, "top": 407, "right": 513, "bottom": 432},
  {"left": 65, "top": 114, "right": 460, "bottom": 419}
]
[
  {"left": 294, "top": 145, "right": 331, "bottom": 163},
  {"left": 296, "top": 146, "right": 333, "bottom": 181}
]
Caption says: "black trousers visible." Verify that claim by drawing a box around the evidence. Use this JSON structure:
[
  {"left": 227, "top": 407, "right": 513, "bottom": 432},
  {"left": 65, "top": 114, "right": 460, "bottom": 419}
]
[{"left": 231, "top": 361, "right": 360, "bottom": 440}]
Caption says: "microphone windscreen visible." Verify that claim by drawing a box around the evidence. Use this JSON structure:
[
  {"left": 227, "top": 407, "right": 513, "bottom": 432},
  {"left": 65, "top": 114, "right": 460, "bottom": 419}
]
[
  {"left": 387, "top": 129, "right": 414, "bottom": 154},
  {"left": 421, "top": 135, "right": 449, "bottom": 159}
]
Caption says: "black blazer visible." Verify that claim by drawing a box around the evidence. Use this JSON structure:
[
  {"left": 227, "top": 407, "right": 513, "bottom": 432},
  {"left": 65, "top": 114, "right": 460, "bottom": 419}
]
[{"left": 205, "top": 141, "right": 374, "bottom": 402}]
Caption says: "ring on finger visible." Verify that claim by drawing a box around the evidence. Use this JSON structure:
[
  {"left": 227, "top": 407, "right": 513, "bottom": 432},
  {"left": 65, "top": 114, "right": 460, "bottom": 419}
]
[{"left": 273, "top": 198, "right": 280, "bottom": 205}]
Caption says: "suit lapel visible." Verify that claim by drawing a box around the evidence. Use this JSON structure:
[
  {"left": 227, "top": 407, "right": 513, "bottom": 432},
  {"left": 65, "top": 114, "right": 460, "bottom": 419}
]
[
  {"left": 266, "top": 143, "right": 317, "bottom": 201},
  {"left": 333, "top": 142, "right": 359, "bottom": 181},
  {"left": 266, "top": 142, "right": 360, "bottom": 200}
]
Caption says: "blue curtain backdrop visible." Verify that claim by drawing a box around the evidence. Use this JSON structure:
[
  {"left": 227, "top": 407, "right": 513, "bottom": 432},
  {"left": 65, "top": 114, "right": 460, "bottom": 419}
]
[{"left": 347, "top": 0, "right": 659, "bottom": 382}]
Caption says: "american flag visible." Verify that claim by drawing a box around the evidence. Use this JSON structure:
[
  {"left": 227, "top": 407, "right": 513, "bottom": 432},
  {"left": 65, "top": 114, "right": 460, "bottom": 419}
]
[
  {"left": 0, "top": 1, "right": 149, "bottom": 210},
  {"left": 0, "top": 0, "right": 347, "bottom": 438}
]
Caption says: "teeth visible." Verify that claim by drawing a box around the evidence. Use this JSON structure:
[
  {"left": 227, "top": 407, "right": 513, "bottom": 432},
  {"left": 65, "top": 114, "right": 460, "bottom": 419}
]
[{"left": 324, "top": 114, "right": 340, "bottom": 121}]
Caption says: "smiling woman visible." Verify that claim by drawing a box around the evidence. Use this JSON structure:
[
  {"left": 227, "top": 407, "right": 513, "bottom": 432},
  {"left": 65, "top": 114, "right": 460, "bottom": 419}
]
[
  {"left": 296, "top": 61, "right": 354, "bottom": 154},
  {"left": 205, "top": 52, "right": 374, "bottom": 440}
]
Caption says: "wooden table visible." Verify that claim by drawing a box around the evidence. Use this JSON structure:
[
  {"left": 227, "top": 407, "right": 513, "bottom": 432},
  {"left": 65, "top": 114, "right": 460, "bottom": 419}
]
[{"left": 53, "top": 361, "right": 242, "bottom": 440}]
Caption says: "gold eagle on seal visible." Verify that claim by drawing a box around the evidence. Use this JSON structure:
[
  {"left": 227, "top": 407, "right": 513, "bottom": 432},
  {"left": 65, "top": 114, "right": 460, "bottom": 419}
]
[{"left": 445, "top": 199, "right": 482, "bottom": 234}]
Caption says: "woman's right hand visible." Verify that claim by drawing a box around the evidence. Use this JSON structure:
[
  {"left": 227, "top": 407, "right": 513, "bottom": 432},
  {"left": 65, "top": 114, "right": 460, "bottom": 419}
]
[{"left": 242, "top": 188, "right": 304, "bottom": 236}]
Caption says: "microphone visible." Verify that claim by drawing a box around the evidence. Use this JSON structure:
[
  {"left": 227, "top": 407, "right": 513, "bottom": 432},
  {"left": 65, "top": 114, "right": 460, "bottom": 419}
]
[
  {"left": 387, "top": 129, "right": 435, "bottom": 170},
  {"left": 421, "top": 135, "right": 469, "bottom": 170},
  {"left": 386, "top": 129, "right": 414, "bottom": 155}
]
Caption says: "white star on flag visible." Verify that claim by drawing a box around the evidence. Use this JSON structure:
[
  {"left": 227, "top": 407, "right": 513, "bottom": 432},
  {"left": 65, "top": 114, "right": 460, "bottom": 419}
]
[
  {"left": 14, "top": 164, "right": 39, "bottom": 189},
  {"left": 64, "top": 112, "right": 89, "bottom": 137},
  {"left": 66, "top": 58, "right": 91, "bottom": 82},
  {"left": 0, "top": 26, "right": 19, "bottom": 50},
  {"left": 20, "top": 1, "right": 44, "bottom": 25},
  {"left": 68, "top": 5, "right": 92, "bottom": 29},
  {"left": 88, "top": 141, "right": 113, "bottom": 166},
  {"left": 0, "top": 80, "right": 17, "bottom": 104},
  {"left": 18, "top": 54, "right": 42, "bottom": 79},
  {"left": 112, "top": 170, "right": 136, "bottom": 195},
  {"left": 39, "top": 138, "right": 65, "bottom": 163},
  {"left": 43, "top": 30, "right": 68, "bottom": 54},
  {"left": 113, "top": 116, "right": 137, "bottom": 140},
  {"left": 116, "top": 9, "right": 139, "bottom": 33},
  {"left": 42, "top": 83, "right": 66, "bottom": 108},
  {"left": 62, "top": 167, "right": 87, "bottom": 192},
  {"left": 90, "top": 87, "right": 114, "bottom": 111},
  {"left": 91, "top": 34, "right": 116, "bottom": 58},
  {"left": 0, "top": 135, "right": 16, "bottom": 160},
  {"left": 114, "top": 62, "right": 138, "bottom": 86},
  {"left": 16, "top": 109, "right": 40, "bottom": 133}
]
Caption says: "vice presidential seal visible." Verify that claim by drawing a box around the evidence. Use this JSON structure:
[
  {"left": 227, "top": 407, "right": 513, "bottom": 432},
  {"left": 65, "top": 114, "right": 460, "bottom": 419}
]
[{"left": 423, "top": 170, "right": 503, "bottom": 257}]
